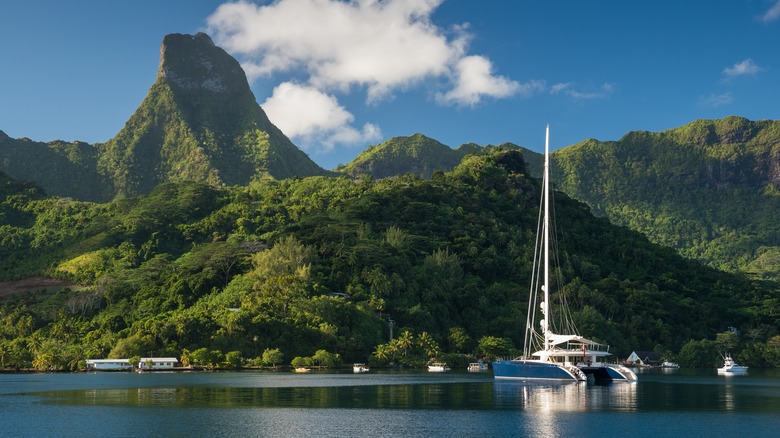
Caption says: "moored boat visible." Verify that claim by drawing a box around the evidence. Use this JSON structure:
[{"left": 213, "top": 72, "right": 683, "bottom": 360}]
[
  {"left": 492, "top": 126, "right": 637, "bottom": 383},
  {"left": 353, "top": 363, "right": 369, "bottom": 373},
  {"left": 718, "top": 354, "right": 747, "bottom": 375},
  {"left": 428, "top": 362, "right": 450, "bottom": 372},
  {"left": 468, "top": 361, "right": 489, "bottom": 372}
]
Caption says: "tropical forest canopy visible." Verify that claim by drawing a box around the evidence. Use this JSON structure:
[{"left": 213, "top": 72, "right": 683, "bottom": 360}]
[{"left": 1, "top": 151, "right": 778, "bottom": 371}]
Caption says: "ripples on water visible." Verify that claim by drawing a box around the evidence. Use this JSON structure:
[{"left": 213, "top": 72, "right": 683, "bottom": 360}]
[{"left": 2, "top": 369, "right": 780, "bottom": 437}]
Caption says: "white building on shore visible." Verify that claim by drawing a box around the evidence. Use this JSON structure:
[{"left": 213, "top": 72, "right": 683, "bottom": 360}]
[
  {"left": 85, "top": 359, "right": 132, "bottom": 371},
  {"left": 137, "top": 357, "right": 179, "bottom": 370}
]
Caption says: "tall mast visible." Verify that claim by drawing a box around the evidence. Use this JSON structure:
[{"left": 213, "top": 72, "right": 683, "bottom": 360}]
[{"left": 542, "top": 124, "right": 551, "bottom": 348}]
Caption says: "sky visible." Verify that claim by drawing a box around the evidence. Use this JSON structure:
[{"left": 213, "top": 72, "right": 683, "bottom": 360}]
[{"left": 2, "top": 0, "right": 780, "bottom": 170}]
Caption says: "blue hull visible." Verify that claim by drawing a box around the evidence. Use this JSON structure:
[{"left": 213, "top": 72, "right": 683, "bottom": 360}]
[{"left": 492, "top": 359, "right": 579, "bottom": 381}]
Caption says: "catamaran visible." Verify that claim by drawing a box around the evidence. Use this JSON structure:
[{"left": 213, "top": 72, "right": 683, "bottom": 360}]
[{"left": 492, "top": 125, "right": 637, "bottom": 382}]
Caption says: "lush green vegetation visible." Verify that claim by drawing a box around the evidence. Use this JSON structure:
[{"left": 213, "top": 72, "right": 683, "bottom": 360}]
[
  {"left": 338, "top": 132, "right": 526, "bottom": 180},
  {"left": 338, "top": 133, "right": 463, "bottom": 178},
  {"left": 548, "top": 116, "right": 780, "bottom": 282},
  {"left": 1, "top": 150, "right": 778, "bottom": 371}
]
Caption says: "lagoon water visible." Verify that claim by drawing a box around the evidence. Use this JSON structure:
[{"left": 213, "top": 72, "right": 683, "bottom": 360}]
[{"left": 2, "top": 368, "right": 779, "bottom": 437}]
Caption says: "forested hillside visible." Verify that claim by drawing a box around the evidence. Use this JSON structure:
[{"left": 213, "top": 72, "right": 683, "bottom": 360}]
[
  {"left": 1, "top": 151, "right": 777, "bottom": 371},
  {"left": 337, "top": 132, "right": 526, "bottom": 180},
  {"left": 548, "top": 116, "right": 780, "bottom": 281}
]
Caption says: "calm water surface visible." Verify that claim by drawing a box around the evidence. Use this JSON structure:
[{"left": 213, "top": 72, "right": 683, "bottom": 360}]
[{"left": 2, "top": 368, "right": 779, "bottom": 437}]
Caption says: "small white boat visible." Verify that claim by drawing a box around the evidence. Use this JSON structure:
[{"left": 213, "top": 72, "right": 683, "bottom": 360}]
[
  {"left": 468, "top": 361, "right": 489, "bottom": 372},
  {"left": 660, "top": 361, "right": 680, "bottom": 368},
  {"left": 294, "top": 367, "right": 312, "bottom": 373},
  {"left": 718, "top": 354, "right": 748, "bottom": 375},
  {"left": 428, "top": 362, "right": 450, "bottom": 372},
  {"left": 353, "top": 363, "right": 369, "bottom": 373}
]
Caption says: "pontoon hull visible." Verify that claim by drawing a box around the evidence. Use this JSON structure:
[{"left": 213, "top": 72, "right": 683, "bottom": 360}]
[
  {"left": 493, "top": 360, "right": 583, "bottom": 381},
  {"left": 579, "top": 364, "right": 638, "bottom": 382}
]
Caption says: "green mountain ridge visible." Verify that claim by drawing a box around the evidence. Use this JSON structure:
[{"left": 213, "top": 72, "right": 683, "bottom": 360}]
[
  {"left": 338, "top": 132, "right": 527, "bottom": 179},
  {"left": 1, "top": 33, "right": 327, "bottom": 202}
]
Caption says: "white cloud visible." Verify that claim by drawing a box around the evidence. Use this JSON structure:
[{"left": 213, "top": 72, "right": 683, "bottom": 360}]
[
  {"left": 436, "top": 55, "right": 524, "bottom": 106},
  {"left": 207, "top": 0, "right": 461, "bottom": 100},
  {"left": 723, "top": 59, "right": 762, "bottom": 77},
  {"left": 261, "top": 82, "right": 381, "bottom": 153},
  {"left": 759, "top": 0, "right": 780, "bottom": 23},
  {"left": 699, "top": 92, "right": 734, "bottom": 108},
  {"left": 207, "top": 0, "right": 522, "bottom": 150},
  {"left": 550, "top": 82, "right": 614, "bottom": 99}
]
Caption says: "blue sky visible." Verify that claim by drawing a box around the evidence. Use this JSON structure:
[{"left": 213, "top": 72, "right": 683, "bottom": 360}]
[{"left": 2, "top": 1, "right": 780, "bottom": 170}]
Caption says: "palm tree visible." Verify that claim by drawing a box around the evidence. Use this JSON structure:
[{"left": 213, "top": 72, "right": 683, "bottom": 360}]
[
  {"left": 372, "top": 344, "right": 393, "bottom": 364},
  {"left": 418, "top": 332, "right": 442, "bottom": 360},
  {"left": 396, "top": 330, "right": 414, "bottom": 357}
]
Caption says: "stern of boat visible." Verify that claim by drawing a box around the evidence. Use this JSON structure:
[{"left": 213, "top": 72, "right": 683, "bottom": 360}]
[{"left": 605, "top": 364, "right": 638, "bottom": 381}]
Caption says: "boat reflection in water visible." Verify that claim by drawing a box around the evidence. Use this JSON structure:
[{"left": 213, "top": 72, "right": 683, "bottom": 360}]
[{"left": 493, "top": 380, "right": 638, "bottom": 413}]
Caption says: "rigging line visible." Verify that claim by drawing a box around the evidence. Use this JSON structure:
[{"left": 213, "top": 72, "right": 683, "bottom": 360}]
[{"left": 523, "top": 184, "right": 545, "bottom": 359}]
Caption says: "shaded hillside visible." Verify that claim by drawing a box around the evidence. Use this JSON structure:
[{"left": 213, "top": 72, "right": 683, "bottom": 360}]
[
  {"left": 1, "top": 150, "right": 776, "bottom": 371},
  {"left": 0, "top": 132, "right": 111, "bottom": 201},
  {"left": 0, "top": 33, "right": 327, "bottom": 202},
  {"left": 547, "top": 116, "right": 780, "bottom": 280}
]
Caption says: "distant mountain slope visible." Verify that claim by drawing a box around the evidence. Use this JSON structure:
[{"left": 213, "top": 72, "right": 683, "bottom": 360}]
[
  {"left": 0, "top": 131, "right": 111, "bottom": 200},
  {"left": 97, "top": 33, "right": 328, "bottom": 198},
  {"left": 0, "top": 33, "right": 327, "bottom": 201},
  {"left": 547, "top": 116, "right": 780, "bottom": 280},
  {"left": 338, "top": 132, "right": 525, "bottom": 179},
  {"left": 338, "top": 133, "right": 460, "bottom": 178}
]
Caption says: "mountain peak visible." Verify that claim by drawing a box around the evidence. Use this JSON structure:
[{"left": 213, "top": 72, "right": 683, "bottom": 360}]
[
  {"left": 157, "top": 32, "right": 244, "bottom": 94},
  {"left": 95, "top": 32, "right": 327, "bottom": 198}
]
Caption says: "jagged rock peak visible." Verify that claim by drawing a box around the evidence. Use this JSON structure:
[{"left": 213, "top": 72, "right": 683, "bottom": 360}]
[{"left": 157, "top": 32, "right": 247, "bottom": 94}]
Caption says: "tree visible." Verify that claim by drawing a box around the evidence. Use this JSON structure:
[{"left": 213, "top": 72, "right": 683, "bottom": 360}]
[
  {"left": 312, "top": 349, "right": 341, "bottom": 368},
  {"left": 190, "top": 347, "right": 210, "bottom": 368},
  {"left": 250, "top": 235, "right": 312, "bottom": 281},
  {"left": 715, "top": 331, "right": 739, "bottom": 353},
  {"left": 371, "top": 343, "right": 396, "bottom": 365},
  {"left": 418, "top": 332, "right": 442, "bottom": 360},
  {"left": 262, "top": 348, "right": 284, "bottom": 368},
  {"left": 291, "top": 356, "right": 312, "bottom": 368},
  {"left": 209, "top": 350, "right": 224, "bottom": 368},
  {"left": 477, "top": 336, "right": 514, "bottom": 362},
  {"left": 108, "top": 335, "right": 153, "bottom": 359},
  {"left": 448, "top": 327, "right": 472, "bottom": 353},
  {"left": 677, "top": 339, "right": 719, "bottom": 368},
  {"left": 396, "top": 330, "right": 414, "bottom": 357},
  {"left": 180, "top": 348, "right": 191, "bottom": 367},
  {"left": 225, "top": 350, "right": 243, "bottom": 369}
]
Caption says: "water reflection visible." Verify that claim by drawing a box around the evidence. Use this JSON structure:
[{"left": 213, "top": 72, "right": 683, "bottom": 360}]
[
  {"left": 493, "top": 380, "right": 637, "bottom": 412},
  {"left": 39, "top": 381, "right": 499, "bottom": 410}
]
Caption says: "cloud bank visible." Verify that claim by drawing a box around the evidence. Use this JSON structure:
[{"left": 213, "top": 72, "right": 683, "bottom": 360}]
[{"left": 206, "top": 0, "right": 522, "bottom": 152}]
